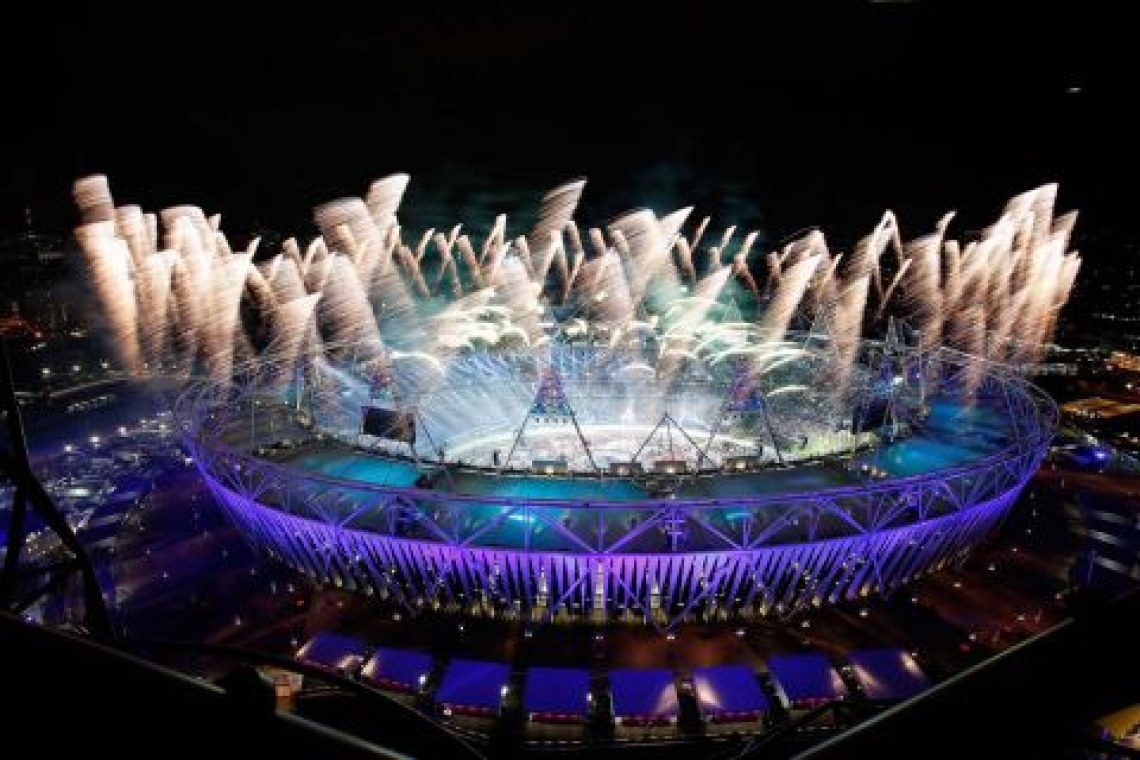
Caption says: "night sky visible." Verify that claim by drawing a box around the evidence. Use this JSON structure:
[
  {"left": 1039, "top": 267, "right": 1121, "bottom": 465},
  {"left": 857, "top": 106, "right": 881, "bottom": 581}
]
[{"left": 1, "top": 5, "right": 1132, "bottom": 247}]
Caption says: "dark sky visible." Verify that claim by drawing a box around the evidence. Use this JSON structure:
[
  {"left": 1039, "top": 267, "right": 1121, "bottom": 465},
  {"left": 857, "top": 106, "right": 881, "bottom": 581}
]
[{"left": 1, "top": 4, "right": 1132, "bottom": 245}]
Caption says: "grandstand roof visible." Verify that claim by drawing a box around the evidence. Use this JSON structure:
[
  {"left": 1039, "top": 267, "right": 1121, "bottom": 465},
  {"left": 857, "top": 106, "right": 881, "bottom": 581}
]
[
  {"left": 692, "top": 665, "right": 769, "bottom": 719},
  {"left": 609, "top": 668, "right": 678, "bottom": 720},
  {"left": 435, "top": 659, "right": 510, "bottom": 713},
  {"left": 360, "top": 647, "right": 433, "bottom": 691},
  {"left": 523, "top": 666, "right": 591, "bottom": 719},
  {"left": 768, "top": 653, "right": 847, "bottom": 704},
  {"left": 846, "top": 649, "right": 930, "bottom": 702},
  {"left": 295, "top": 632, "right": 368, "bottom": 673}
]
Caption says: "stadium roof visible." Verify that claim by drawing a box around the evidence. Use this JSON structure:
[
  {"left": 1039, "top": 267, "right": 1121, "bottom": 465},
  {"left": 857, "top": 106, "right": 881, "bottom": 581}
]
[
  {"left": 295, "top": 632, "right": 368, "bottom": 673},
  {"left": 692, "top": 665, "right": 769, "bottom": 718},
  {"left": 435, "top": 659, "right": 510, "bottom": 712},
  {"left": 608, "top": 668, "right": 678, "bottom": 720},
  {"left": 523, "top": 666, "right": 591, "bottom": 719},
  {"left": 360, "top": 647, "right": 433, "bottom": 691},
  {"left": 846, "top": 649, "right": 930, "bottom": 702},
  {"left": 768, "top": 653, "right": 847, "bottom": 704}
]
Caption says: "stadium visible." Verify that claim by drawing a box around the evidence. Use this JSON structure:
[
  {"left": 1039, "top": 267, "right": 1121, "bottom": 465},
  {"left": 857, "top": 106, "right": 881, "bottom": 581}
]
[
  {"left": 69, "top": 173, "right": 1073, "bottom": 630},
  {"left": 178, "top": 330, "right": 1056, "bottom": 630}
]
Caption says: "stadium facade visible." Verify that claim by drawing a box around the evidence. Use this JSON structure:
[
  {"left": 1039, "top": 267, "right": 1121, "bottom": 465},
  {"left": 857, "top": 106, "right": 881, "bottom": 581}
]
[{"left": 179, "top": 337, "right": 1055, "bottom": 630}]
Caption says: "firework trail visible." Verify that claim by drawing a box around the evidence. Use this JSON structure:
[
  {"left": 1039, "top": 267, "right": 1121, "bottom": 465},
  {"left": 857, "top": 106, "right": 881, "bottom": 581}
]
[{"left": 72, "top": 174, "right": 1079, "bottom": 392}]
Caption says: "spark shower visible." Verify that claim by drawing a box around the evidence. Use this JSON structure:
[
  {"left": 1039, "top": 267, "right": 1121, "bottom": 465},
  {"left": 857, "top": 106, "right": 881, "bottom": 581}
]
[{"left": 73, "top": 174, "right": 1079, "bottom": 390}]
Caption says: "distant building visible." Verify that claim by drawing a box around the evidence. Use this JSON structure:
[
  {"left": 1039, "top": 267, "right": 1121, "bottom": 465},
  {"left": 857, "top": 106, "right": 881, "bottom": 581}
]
[
  {"left": 0, "top": 303, "right": 36, "bottom": 338},
  {"left": 1061, "top": 397, "right": 1140, "bottom": 421},
  {"left": 1021, "top": 361, "right": 1078, "bottom": 377},
  {"left": 1107, "top": 351, "right": 1140, "bottom": 376},
  {"left": 0, "top": 229, "right": 78, "bottom": 334}
]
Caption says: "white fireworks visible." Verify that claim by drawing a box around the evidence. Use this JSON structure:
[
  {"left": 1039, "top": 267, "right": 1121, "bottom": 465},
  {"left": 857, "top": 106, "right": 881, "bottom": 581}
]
[{"left": 73, "top": 174, "right": 1079, "bottom": 388}]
